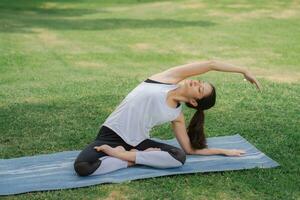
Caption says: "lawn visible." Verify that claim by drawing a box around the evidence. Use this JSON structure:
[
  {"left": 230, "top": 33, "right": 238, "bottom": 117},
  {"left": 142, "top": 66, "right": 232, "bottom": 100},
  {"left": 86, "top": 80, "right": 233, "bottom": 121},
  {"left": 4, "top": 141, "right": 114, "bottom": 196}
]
[{"left": 0, "top": 0, "right": 299, "bottom": 199}]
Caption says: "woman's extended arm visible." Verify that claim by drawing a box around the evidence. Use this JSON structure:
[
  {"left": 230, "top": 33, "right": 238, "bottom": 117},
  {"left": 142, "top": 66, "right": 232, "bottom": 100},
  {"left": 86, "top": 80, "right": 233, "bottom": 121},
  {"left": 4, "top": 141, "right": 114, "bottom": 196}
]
[
  {"left": 210, "top": 60, "right": 247, "bottom": 74},
  {"left": 154, "top": 60, "right": 261, "bottom": 90},
  {"left": 163, "top": 60, "right": 246, "bottom": 80},
  {"left": 189, "top": 147, "right": 245, "bottom": 156},
  {"left": 172, "top": 112, "right": 246, "bottom": 156}
]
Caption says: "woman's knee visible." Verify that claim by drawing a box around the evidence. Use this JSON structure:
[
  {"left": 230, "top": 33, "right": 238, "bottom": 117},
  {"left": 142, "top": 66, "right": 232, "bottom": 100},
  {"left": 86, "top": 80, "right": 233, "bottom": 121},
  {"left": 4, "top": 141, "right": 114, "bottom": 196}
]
[
  {"left": 74, "top": 160, "right": 102, "bottom": 176},
  {"left": 167, "top": 148, "right": 186, "bottom": 165}
]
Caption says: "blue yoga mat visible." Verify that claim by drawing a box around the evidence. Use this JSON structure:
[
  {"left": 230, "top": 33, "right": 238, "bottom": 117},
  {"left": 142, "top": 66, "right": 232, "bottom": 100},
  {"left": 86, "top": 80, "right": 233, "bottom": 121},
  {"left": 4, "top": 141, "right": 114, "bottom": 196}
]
[{"left": 0, "top": 134, "right": 279, "bottom": 196}]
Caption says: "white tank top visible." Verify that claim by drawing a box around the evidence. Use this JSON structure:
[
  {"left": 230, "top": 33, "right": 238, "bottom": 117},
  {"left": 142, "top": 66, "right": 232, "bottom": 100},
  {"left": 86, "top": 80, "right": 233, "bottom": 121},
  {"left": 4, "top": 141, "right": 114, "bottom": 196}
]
[{"left": 102, "top": 80, "right": 182, "bottom": 146}]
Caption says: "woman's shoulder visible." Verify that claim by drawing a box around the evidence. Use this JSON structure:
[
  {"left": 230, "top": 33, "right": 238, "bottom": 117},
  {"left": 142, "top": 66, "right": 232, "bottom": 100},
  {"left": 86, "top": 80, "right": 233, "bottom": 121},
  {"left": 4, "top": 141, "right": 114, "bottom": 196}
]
[{"left": 147, "top": 73, "right": 180, "bottom": 85}]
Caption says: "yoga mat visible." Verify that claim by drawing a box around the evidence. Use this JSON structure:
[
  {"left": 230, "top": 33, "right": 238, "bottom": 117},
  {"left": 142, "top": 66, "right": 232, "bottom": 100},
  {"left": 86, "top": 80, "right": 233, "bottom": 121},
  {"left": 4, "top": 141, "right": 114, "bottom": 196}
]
[{"left": 0, "top": 134, "right": 279, "bottom": 196}]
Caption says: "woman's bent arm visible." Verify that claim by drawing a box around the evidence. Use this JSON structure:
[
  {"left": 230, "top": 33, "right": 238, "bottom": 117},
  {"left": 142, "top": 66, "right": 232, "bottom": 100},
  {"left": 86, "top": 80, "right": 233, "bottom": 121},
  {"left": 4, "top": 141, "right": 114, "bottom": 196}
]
[{"left": 190, "top": 148, "right": 245, "bottom": 156}]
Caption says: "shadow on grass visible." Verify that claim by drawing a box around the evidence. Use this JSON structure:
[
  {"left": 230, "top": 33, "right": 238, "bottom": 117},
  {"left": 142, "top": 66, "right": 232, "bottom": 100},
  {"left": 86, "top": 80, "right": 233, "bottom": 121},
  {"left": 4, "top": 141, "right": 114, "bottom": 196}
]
[
  {"left": 0, "top": 0, "right": 172, "bottom": 8},
  {"left": 0, "top": 17, "right": 216, "bottom": 33},
  {"left": 0, "top": 0, "right": 216, "bottom": 33}
]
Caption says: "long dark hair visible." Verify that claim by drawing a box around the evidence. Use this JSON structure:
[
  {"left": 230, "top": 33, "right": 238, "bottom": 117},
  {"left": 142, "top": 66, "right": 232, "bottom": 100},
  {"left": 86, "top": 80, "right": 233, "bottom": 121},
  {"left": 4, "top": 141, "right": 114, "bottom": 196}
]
[{"left": 185, "top": 83, "right": 216, "bottom": 149}]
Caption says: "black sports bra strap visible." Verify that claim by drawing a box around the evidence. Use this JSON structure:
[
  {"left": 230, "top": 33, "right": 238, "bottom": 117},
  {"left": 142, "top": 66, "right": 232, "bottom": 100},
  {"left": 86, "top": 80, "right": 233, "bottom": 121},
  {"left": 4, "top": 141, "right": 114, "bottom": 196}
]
[{"left": 144, "top": 78, "right": 173, "bottom": 85}]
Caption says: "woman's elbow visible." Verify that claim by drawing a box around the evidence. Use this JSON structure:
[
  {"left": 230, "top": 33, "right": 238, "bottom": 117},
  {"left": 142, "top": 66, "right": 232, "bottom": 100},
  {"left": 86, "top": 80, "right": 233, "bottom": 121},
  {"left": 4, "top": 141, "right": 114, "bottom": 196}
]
[{"left": 208, "top": 60, "right": 217, "bottom": 70}]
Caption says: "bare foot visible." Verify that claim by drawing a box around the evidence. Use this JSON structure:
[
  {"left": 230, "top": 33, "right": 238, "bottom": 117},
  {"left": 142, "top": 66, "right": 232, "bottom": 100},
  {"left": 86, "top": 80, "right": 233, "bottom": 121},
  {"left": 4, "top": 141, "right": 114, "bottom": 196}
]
[
  {"left": 145, "top": 147, "right": 161, "bottom": 152},
  {"left": 94, "top": 145, "right": 126, "bottom": 157},
  {"left": 127, "top": 161, "right": 135, "bottom": 167},
  {"left": 126, "top": 149, "right": 138, "bottom": 166},
  {"left": 95, "top": 145, "right": 136, "bottom": 167}
]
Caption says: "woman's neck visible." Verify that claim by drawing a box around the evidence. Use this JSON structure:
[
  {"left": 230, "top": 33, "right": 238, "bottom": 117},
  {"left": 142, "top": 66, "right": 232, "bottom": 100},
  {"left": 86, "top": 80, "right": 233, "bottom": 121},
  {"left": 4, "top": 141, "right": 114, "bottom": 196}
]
[{"left": 168, "top": 84, "right": 189, "bottom": 104}]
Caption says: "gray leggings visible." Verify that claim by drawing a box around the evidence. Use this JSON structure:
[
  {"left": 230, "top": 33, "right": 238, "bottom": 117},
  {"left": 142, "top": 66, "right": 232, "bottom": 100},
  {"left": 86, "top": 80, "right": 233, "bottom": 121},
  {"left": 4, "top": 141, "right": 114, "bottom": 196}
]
[{"left": 74, "top": 126, "right": 186, "bottom": 176}]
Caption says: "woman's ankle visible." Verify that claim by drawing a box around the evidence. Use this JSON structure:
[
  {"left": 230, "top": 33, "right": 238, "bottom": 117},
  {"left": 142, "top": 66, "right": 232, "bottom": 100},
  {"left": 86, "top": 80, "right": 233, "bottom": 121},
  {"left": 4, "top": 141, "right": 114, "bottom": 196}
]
[{"left": 127, "top": 161, "right": 135, "bottom": 167}]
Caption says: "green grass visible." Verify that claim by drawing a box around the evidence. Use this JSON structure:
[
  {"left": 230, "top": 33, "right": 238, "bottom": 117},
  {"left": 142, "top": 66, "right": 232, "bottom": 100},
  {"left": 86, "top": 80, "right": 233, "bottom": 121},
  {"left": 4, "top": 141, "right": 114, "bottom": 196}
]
[{"left": 0, "top": 0, "right": 299, "bottom": 199}]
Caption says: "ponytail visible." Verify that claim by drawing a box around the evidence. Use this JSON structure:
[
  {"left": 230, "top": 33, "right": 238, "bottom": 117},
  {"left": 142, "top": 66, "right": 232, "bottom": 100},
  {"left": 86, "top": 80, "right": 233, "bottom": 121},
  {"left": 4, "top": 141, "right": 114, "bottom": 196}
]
[
  {"left": 187, "top": 109, "right": 207, "bottom": 149},
  {"left": 185, "top": 82, "right": 216, "bottom": 150}
]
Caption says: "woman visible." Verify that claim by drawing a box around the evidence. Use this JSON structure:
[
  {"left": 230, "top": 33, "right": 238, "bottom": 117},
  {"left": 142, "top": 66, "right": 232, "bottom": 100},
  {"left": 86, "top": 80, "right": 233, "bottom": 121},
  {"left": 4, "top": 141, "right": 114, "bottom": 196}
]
[{"left": 74, "top": 60, "right": 261, "bottom": 176}]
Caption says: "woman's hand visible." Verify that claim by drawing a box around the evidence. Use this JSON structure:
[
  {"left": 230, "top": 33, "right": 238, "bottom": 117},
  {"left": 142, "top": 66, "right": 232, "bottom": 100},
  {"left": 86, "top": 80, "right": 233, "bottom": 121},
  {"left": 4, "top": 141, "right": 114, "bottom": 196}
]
[
  {"left": 243, "top": 70, "right": 262, "bottom": 91},
  {"left": 224, "top": 149, "right": 246, "bottom": 156}
]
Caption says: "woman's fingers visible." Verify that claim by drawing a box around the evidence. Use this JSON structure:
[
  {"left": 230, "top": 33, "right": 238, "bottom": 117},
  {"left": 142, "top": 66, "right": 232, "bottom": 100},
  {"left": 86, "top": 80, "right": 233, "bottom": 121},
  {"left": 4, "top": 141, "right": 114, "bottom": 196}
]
[
  {"left": 237, "top": 149, "right": 246, "bottom": 156},
  {"left": 255, "top": 82, "right": 261, "bottom": 91},
  {"left": 226, "top": 149, "right": 246, "bottom": 156},
  {"left": 244, "top": 72, "right": 262, "bottom": 91},
  {"left": 232, "top": 149, "right": 245, "bottom": 156},
  {"left": 251, "top": 76, "right": 262, "bottom": 91},
  {"left": 238, "top": 149, "right": 246, "bottom": 154}
]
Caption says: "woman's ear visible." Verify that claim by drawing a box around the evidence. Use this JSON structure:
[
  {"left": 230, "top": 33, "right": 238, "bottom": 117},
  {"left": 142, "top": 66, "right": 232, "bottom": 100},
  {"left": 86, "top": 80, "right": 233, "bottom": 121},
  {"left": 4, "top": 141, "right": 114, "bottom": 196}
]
[{"left": 189, "top": 99, "right": 198, "bottom": 107}]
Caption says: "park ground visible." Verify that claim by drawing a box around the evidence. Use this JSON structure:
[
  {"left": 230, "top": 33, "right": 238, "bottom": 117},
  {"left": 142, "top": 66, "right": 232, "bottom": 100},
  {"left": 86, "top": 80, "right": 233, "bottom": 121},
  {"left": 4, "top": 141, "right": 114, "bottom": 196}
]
[{"left": 0, "top": 0, "right": 299, "bottom": 199}]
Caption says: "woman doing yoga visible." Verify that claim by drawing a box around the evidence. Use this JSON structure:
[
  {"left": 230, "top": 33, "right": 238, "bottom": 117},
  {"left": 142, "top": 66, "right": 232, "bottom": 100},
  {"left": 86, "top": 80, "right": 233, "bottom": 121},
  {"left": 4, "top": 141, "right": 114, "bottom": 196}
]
[{"left": 74, "top": 60, "right": 261, "bottom": 176}]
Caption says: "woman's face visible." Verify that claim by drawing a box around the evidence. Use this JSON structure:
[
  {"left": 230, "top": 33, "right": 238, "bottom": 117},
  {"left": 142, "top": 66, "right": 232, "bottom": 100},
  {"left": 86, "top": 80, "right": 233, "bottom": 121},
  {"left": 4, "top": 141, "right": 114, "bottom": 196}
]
[{"left": 184, "top": 79, "right": 213, "bottom": 100}]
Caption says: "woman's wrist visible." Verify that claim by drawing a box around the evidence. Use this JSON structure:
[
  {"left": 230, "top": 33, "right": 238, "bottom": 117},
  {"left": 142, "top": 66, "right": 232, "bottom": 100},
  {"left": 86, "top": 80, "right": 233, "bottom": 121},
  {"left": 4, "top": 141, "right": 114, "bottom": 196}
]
[
  {"left": 210, "top": 60, "right": 248, "bottom": 74},
  {"left": 241, "top": 68, "right": 249, "bottom": 75},
  {"left": 222, "top": 149, "right": 230, "bottom": 155}
]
